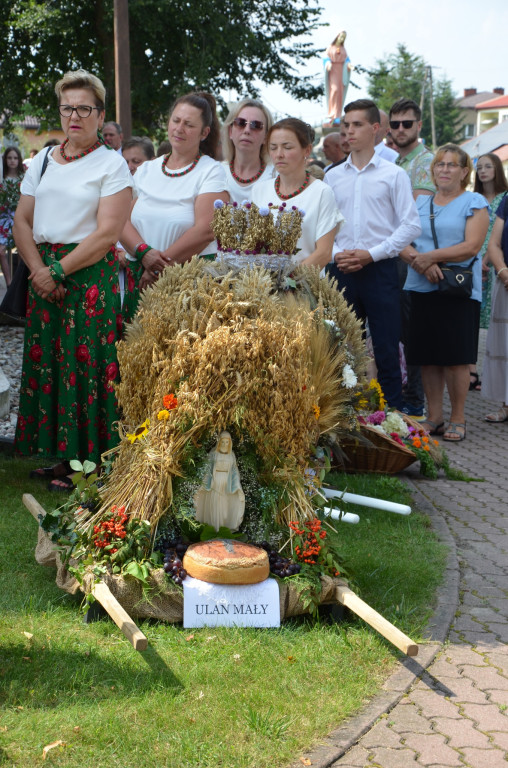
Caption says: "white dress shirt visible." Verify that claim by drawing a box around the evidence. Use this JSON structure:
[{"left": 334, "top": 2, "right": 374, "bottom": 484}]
[
  {"left": 374, "top": 142, "right": 399, "bottom": 163},
  {"left": 325, "top": 151, "right": 421, "bottom": 262}
]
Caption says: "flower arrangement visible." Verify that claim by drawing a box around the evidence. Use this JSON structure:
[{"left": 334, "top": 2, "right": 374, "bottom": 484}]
[
  {"left": 212, "top": 199, "right": 304, "bottom": 256},
  {"left": 354, "top": 380, "right": 448, "bottom": 478},
  {"left": 0, "top": 177, "right": 22, "bottom": 249}
]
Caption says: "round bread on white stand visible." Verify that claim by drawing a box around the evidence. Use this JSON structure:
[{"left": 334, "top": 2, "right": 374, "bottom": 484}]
[{"left": 183, "top": 540, "right": 269, "bottom": 585}]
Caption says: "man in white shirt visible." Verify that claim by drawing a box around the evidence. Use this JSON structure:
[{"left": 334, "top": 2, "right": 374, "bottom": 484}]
[
  {"left": 374, "top": 110, "right": 399, "bottom": 163},
  {"left": 325, "top": 99, "right": 421, "bottom": 408}
]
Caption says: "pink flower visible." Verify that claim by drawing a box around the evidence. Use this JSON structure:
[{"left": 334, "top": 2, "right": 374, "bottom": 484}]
[{"left": 367, "top": 410, "right": 386, "bottom": 425}]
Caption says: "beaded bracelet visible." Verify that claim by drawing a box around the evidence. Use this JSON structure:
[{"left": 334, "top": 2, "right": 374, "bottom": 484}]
[
  {"left": 134, "top": 242, "right": 153, "bottom": 262},
  {"left": 48, "top": 261, "right": 66, "bottom": 285}
]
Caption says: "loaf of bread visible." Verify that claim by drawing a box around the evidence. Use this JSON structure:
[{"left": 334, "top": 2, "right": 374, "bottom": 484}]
[{"left": 183, "top": 539, "right": 269, "bottom": 585}]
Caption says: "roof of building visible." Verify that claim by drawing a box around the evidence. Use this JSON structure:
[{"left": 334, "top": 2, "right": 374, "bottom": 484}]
[
  {"left": 457, "top": 91, "right": 498, "bottom": 108},
  {"left": 476, "top": 94, "right": 508, "bottom": 110},
  {"left": 461, "top": 121, "right": 508, "bottom": 158}
]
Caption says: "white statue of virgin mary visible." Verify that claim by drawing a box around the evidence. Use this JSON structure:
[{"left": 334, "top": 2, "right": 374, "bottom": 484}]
[{"left": 194, "top": 431, "right": 245, "bottom": 532}]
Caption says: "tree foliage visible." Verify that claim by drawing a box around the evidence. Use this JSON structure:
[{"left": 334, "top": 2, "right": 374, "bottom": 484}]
[
  {"left": 367, "top": 44, "right": 461, "bottom": 148},
  {"left": 1, "top": 0, "right": 324, "bottom": 133}
]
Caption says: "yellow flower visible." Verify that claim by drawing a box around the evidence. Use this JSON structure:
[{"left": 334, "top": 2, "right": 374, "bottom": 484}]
[
  {"left": 126, "top": 418, "right": 150, "bottom": 443},
  {"left": 312, "top": 404, "right": 320, "bottom": 420},
  {"left": 157, "top": 409, "right": 170, "bottom": 421}
]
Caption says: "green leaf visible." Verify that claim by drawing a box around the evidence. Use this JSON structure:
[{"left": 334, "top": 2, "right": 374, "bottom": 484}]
[
  {"left": 123, "top": 561, "right": 148, "bottom": 583},
  {"left": 69, "top": 459, "right": 83, "bottom": 472},
  {"left": 82, "top": 460, "right": 97, "bottom": 475}
]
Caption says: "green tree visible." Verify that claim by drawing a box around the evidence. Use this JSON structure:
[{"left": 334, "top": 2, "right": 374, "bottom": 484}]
[
  {"left": 367, "top": 44, "right": 461, "bottom": 148},
  {"left": 1, "top": 0, "right": 325, "bottom": 133}
]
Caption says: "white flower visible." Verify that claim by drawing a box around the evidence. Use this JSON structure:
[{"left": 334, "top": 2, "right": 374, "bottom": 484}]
[
  {"left": 383, "top": 411, "right": 409, "bottom": 437},
  {"left": 342, "top": 364, "right": 357, "bottom": 388}
]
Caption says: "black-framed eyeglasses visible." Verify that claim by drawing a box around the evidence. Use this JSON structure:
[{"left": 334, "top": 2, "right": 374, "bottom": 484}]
[
  {"left": 232, "top": 117, "right": 265, "bottom": 131},
  {"left": 58, "top": 104, "right": 101, "bottom": 118},
  {"left": 389, "top": 119, "right": 416, "bottom": 129}
]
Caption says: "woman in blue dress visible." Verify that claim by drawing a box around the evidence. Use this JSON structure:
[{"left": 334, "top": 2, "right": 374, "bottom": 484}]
[{"left": 400, "top": 144, "right": 489, "bottom": 442}]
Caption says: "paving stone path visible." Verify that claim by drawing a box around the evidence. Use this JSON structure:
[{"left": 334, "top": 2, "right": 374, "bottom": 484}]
[{"left": 325, "top": 386, "right": 508, "bottom": 767}]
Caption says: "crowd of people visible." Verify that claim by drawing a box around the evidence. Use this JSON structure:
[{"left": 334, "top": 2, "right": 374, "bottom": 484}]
[{"left": 2, "top": 68, "right": 507, "bottom": 489}]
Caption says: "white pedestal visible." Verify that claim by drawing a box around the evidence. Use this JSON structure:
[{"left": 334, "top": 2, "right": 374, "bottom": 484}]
[{"left": 183, "top": 576, "right": 280, "bottom": 628}]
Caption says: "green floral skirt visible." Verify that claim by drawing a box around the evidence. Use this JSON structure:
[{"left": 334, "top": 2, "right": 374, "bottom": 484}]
[{"left": 14, "top": 243, "right": 122, "bottom": 464}]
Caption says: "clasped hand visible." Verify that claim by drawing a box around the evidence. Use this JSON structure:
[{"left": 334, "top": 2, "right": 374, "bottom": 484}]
[
  {"left": 29, "top": 266, "right": 65, "bottom": 303},
  {"left": 334, "top": 249, "right": 373, "bottom": 273}
]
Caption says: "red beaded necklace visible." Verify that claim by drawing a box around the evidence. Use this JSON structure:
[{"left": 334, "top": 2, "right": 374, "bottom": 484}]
[
  {"left": 275, "top": 170, "right": 311, "bottom": 200},
  {"left": 162, "top": 152, "right": 201, "bottom": 177},
  {"left": 60, "top": 136, "right": 104, "bottom": 163},
  {"left": 230, "top": 160, "right": 266, "bottom": 185}
]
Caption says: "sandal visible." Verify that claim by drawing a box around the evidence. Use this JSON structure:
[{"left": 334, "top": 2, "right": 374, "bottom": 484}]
[
  {"left": 485, "top": 406, "right": 508, "bottom": 423},
  {"left": 469, "top": 372, "right": 481, "bottom": 391},
  {"left": 47, "top": 476, "right": 75, "bottom": 493},
  {"left": 443, "top": 422, "right": 466, "bottom": 442},
  {"left": 420, "top": 420, "right": 445, "bottom": 436},
  {"left": 30, "top": 461, "right": 72, "bottom": 480}
]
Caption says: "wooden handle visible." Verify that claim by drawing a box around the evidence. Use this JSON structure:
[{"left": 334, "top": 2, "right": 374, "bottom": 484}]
[
  {"left": 92, "top": 581, "right": 148, "bottom": 651},
  {"left": 23, "top": 493, "right": 48, "bottom": 522},
  {"left": 336, "top": 584, "right": 418, "bottom": 657}
]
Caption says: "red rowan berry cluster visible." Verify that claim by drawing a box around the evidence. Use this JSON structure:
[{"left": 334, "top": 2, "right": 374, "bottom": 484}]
[
  {"left": 289, "top": 517, "right": 341, "bottom": 576},
  {"left": 92, "top": 505, "right": 128, "bottom": 553}
]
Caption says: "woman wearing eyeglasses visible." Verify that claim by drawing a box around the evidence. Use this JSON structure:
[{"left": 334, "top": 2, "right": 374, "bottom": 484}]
[
  {"left": 252, "top": 118, "right": 340, "bottom": 268},
  {"left": 222, "top": 99, "right": 275, "bottom": 204},
  {"left": 13, "top": 69, "right": 133, "bottom": 488},
  {"left": 120, "top": 92, "right": 228, "bottom": 305},
  {"left": 400, "top": 144, "right": 489, "bottom": 442}
]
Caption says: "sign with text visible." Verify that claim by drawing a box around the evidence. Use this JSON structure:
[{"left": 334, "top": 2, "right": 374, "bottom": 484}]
[{"left": 183, "top": 576, "right": 280, "bottom": 628}]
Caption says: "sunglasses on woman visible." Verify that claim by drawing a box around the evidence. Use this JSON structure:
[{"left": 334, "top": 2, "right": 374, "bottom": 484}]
[{"left": 232, "top": 117, "right": 265, "bottom": 131}]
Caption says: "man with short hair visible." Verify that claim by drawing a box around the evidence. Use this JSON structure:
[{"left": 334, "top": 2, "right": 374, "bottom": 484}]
[
  {"left": 103, "top": 121, "right": 123, "bottom": 153},
  {"left": 322, "top": 132, "right": 345, "bottom": 172},
  {"left": 390, "top": 98, "right": 435, "bottom": 418},
  {"left": 374, "top": 110, "right": 399, "bottom": 163},
  {"left": 390, "top": 98, "right": 434, "bottom": 199},
  {"left": 325, "top": 99, "right": 421, "bottom": 408}
]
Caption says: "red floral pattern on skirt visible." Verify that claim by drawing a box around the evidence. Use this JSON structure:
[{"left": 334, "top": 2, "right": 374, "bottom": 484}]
[{"left": 14, "top": 243, "right": 121, "bottom": 464}]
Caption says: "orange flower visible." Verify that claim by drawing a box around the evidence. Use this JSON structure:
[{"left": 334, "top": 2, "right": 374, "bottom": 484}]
[
  {"left": 312, "top": 403, "right": 320, "bottom": 420},
  {"left": 163, "top": 393, "right": 178, "bottom": 410},
  {"left": 413, "top": 438, "right": 422, "bottom": 448}
]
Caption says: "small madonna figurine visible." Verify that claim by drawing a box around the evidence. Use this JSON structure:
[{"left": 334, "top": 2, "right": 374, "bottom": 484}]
[{"left": 194, "top": 431, "right": 245, "bottom": 532}]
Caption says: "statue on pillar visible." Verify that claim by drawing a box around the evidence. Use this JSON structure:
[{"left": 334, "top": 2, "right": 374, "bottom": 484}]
[
  {"left": 324, "top": 31, "right": 352, "bottom": 125},
  {"left": 194, "top": 431, "right": 245, "bottom": 532}
]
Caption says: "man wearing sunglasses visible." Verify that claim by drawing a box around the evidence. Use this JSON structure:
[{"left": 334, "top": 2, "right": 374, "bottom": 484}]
[
  {"left": 390, "top": 98, "right": 435, "bottom": 420},
  {"left": 389, "top": 99, "right": 434, "bottom": 199}
]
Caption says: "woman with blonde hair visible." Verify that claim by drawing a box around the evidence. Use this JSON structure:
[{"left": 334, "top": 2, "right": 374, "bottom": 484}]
[
  {"left": 222, "top": 98, "right": 274, "bottom": 203},
  {"left": 13, "top": 69, "right": 133, "bottom": 488}
]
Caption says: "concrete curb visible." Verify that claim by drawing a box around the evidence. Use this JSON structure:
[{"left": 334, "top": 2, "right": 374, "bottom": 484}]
[{"left": 287, "top": 476, "right": 459, "bottom": 768}]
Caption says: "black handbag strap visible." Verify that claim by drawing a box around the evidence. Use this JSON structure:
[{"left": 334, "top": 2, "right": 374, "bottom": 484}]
[
  {"left": 429, "top": 195, "right": 439, "bottom": 249},
  {"left": 430, "top": 195, "right": 478, "bottom": 269},
  {"left": 40, "top": 146, "right": 51, "bottom": 180}
]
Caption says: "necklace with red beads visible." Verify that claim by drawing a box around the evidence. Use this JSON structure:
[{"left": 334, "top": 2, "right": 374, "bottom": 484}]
[
  {"left": 60, "top": 136, "right": 104, "bottom": 162},
  {"left": 275, "top": 170, "right": 311, "bottom": 200},
  {"left": 230, "top": 160, "right": 266, "bottom": 185},
  {"left": 162, "top": 152, "right": 201, "bottom": 177}
]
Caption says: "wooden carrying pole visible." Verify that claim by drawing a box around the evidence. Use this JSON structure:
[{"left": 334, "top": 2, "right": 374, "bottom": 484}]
[
  {"left": 22, "top": 493, "right": 148, "bottom": 652},
  {"left": 336, "top": 584, "right": 418, "bottom": 657}
]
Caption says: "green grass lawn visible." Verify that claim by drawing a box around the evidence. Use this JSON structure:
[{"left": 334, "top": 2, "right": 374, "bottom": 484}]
[{"left": 0, "top": 456, "right": 447, "bottom": 768}]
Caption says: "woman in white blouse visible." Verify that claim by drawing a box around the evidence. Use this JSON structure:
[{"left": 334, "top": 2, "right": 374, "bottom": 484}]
[
  {"left": 13, "top": 69, "right": 133, "bottom": 488},
  {"left": 252, "top": 118, "right": 339, "bottom": 268},
  {"left": 121, "top": 92, "right": 229, "bottom": 299}
]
